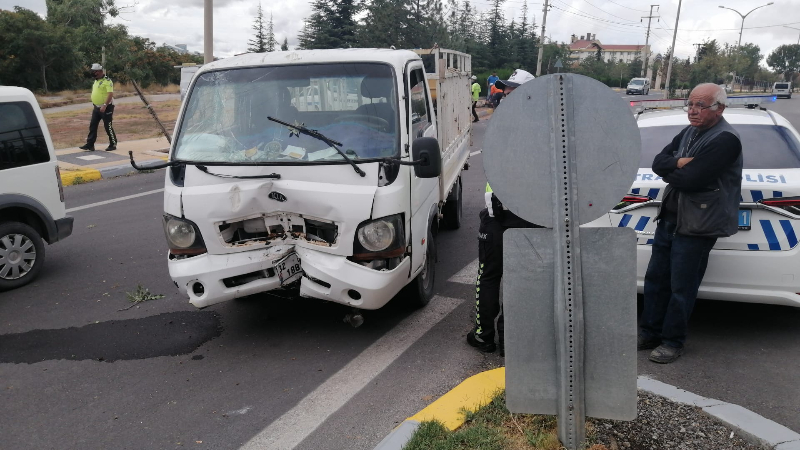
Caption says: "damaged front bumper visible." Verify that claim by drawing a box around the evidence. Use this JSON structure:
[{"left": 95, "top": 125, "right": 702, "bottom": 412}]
[{"left": 170, "top": 245, "right": 411, "bottom": 310}]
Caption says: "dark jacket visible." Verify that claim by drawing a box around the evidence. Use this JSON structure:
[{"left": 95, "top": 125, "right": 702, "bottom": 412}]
[{"left": 653, "top": 117, "right": 743, "bottom": 237}]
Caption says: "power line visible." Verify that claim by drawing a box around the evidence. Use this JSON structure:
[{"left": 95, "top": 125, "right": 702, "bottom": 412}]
[
  {"left": 579, "top": 0, "right": 640, "bottom": 24},
  {"left": 603, "top": 0, "right": 650, "bottom": 13}
]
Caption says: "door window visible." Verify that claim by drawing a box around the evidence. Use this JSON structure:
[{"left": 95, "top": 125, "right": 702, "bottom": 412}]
[
  {"left": 0, "top": 102, "right": 50, "bottom": 171},
  {"left": 408, "top": 68, "right": 431, "bottom": 138}
]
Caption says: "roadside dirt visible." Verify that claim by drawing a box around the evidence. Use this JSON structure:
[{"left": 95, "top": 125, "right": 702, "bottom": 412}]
[{"left": 45, "top": 100, "right": 181, "bottom": 149}]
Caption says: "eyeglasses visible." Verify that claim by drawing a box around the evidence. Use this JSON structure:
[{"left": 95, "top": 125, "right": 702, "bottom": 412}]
[{"left": 683, "top": 101, "right": 719, "bottom": 112}]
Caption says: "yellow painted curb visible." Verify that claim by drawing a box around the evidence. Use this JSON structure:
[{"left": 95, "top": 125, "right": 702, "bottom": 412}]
[
  {"left": 408, "top": 367, "right": 505, "bottom": 430},
  {"left": 60, "top": 169, "right": 102, "bottom": 186}
]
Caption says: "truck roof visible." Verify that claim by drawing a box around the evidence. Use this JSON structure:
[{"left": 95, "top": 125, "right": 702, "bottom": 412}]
[{"left": 197, "top": 48, "right": 422, "bottom": 75}]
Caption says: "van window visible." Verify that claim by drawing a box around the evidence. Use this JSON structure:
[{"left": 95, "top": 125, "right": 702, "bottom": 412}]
[
  {"left": 174, "top": 63, "right": 400, "bottom": 163},
  {"left": 630, "top": 79, "right": 645, "bottom": 85},
  {"left": 0, "top": 102, "right": 50, "bottom": 171},
  {"left": 639, "top": 124, "right": 800, "bottom": 169},
  {"left": 775, "top": 83, "right": 789, "bottom": 89}
]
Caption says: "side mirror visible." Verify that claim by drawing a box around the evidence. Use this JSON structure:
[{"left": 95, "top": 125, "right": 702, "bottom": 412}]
[{"left": 411, "top": 137, "right": 441, "bottom": 178}]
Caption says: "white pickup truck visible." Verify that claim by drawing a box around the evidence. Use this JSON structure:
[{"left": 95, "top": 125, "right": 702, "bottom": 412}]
[{"left": 137, "top": 48, "right": 473, "bottom": 313}]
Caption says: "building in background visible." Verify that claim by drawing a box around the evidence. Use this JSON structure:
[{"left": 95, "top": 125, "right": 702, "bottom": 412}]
[{"left": 568, "top": 34, "right": 650, "bottom": 65}]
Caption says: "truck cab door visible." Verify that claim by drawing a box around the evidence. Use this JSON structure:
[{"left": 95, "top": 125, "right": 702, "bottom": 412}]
[{"left": 407, "top": 63, "right": 439, "bottom": 275}]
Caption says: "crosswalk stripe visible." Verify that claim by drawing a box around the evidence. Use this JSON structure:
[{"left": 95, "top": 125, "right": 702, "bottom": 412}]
[{"left": 448, "top": 258, "right": 478, "bottom": 285}]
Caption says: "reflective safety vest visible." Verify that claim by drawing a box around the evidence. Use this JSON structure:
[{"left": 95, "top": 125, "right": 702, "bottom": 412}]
[{"left": 485, "top": 182, "right": 507, "bottom": 217}]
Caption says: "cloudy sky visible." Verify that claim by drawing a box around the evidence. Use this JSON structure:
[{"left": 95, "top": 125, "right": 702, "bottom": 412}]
[{"left": 5, "top": 0, "right": 800, "bottom": 63}]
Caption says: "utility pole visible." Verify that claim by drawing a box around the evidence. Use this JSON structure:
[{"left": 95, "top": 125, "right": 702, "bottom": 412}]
[
  {"left": 663, "top": 0, "right": 681, "bottom": 98},
  {"left": 536, "top": 0, "right": 551, "bottom": 76},
  {"left": 640, "top": 5, "right": 659, "bottom": 77},
  {"left": 204, "top": 0, "right": 213, "bottom": 64}
]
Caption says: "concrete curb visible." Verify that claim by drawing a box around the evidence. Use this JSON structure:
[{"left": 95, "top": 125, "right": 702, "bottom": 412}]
[
  {"left": 374, "top": 370, "right": 800, "bottom": 450},
  {"left": 60, "top": 159, "right": 165, "bottom": 186}
]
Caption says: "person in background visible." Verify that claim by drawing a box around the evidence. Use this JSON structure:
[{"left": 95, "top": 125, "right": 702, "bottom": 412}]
[
  {"left": 487, "top": 71, "right": 499, "bottom": 90},
  {"left": 638, "top": 83, "right": 742, "bottom": 364},
  {"left": 467, "top": 69, "right": 536, "bottom": 357},
  {"left": 471, "top": 75, "right": 481, "bottom": 122},
  {"left": 79, "top": 63, "right": 117, "bottom": 152}
]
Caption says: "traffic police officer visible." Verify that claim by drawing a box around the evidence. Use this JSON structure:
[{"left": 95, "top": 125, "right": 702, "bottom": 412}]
[
  {"left": 467, "top": 69, "right": 536, "bottom": 356},
  {"left": 79, "top": 63, "right": 118, "bottom": 151}
]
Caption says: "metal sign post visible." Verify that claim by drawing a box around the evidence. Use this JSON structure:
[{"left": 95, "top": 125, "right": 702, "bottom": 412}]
[{"left": 483, "top": 74, "right": 641, "bottom": 449}]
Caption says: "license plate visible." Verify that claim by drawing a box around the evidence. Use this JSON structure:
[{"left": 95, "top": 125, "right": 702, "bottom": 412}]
[
  {"left": 738, "top": 209, "right": 751, "bottom": 230},
  {"left": 275, "top": 253, "right": 303, "bottom": 286}
]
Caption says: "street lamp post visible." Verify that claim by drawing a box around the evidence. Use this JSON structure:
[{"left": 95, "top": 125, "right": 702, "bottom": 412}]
[{"left": 718, "top": 2, "right": 773, "bottom": 90}]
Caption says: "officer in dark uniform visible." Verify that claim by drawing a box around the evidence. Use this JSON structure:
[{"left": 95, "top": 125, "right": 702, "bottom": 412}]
[{"left": 467, "top": 69, "right": 536, "bottom": 357}]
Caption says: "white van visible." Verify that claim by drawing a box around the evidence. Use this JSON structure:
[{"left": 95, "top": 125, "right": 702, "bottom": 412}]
[
  {"left": 0, "top": 87, "right": 73, "bottom": 290},
  {"left": 626, "top": 77, "right": 650, "bottom": 95},
  {"left": 773, "top": 82, "right": 792, "bottom": 99}
]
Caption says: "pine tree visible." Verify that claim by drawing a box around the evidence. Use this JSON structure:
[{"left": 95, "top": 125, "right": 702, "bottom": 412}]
[
  {"left": 299, "top": 0, "right": 359, "bottom": 49},
  {"left": 265, "top": 12, "right": 277, "bottom": 51},
  {"left": 247, "top": 2, "right": 268, "bottom": 53},
  {"left": 281, "top": 37, "right": 289, "bottom": 51}
]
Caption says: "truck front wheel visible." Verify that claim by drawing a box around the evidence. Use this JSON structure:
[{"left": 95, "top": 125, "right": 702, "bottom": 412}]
[
  {"left": 404, "top": 226, "right": 436, "bottom": 308},
  {"left": 0, "top": 221, "right": 46, "bottom": 291},
  {"left": 442, "top": 177, "right": 462, "bottom": 230}
]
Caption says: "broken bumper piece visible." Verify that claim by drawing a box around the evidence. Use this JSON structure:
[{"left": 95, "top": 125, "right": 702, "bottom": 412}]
[{"left": 170, "top": 245, "right": 411, "bottom": 310}]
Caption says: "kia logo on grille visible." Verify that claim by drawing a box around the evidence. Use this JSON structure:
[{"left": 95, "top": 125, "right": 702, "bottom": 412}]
[{"left": 268, "top": 191, "right": 287, "bottom": 202}]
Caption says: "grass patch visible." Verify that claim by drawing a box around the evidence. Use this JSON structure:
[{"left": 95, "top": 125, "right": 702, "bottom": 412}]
[
  {"left": 404, "top": 390, "right": 606, "bottom": 450},
  {"left": 71, "top": 176, "right": 86, "bottom": 185},
  {"left": 119, "top": 284, "right": 165, "bottom": 311}
]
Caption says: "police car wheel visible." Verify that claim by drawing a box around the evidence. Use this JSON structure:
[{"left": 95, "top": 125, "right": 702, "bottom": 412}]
[
  {"left": 404, "top": 226, "right": 436, "bottom": 308},
  {"left": 0, "top": 221, "right": 46, "bottom": 292}
]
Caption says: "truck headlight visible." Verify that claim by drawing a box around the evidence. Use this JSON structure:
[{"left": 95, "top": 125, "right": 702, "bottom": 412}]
[
  {"left": 358, "top": 220, "right": 395, "bottom": 251},
  {"left": 163, "top": 215, "right": 207, "bottom": 256},
  {"left": 352, "top": 214, "right": 405, "bottom": 260}
]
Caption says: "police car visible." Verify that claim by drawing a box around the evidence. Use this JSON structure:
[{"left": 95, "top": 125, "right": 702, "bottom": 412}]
[{"left": 597, "top": 95, "right": 800, "bottom": 307}]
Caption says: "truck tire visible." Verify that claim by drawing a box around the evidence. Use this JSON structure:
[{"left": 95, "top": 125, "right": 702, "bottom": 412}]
[
  {"left": 441, "top": 177, "right": 462, "bottom": 230},
  {"left": 0, "top": 221, "right": 46, "bottom": 291},
  {"left": 404, "top": 226, "right": 436, "bottom": 308}
]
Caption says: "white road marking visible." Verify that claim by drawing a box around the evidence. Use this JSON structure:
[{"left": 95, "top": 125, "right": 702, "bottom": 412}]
[
  {"left": 240, "top": 296, "right": 464, "bottom": 450},
  {"left": 66, "top": 188, "right": 164, "bottom": 213},
  {"left": 75, "top": 155, "right": 106, "bottom": 161},
  {"left": 448, "top": 258, "right": 478, "bottom": 285},
  {"left": 470, "top": 149, "right": 482, "bottom": 156}
]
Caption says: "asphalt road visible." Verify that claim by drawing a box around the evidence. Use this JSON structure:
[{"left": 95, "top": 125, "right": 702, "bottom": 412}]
[{"left": 1, "top": 91, "right": 799, "bottom": 450}]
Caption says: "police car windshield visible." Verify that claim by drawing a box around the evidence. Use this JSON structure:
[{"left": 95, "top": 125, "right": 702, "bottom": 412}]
[
  {"left": 639, "top": 124, "right": 800, "bottom": 169},
  {"left": 173, "top": 63, "right": 399, "bottom": 163}
]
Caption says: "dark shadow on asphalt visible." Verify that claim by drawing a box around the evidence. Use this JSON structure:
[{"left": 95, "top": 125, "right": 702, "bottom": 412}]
[{"left": 0, "top": 311, "right": 221, "bottom": 364}]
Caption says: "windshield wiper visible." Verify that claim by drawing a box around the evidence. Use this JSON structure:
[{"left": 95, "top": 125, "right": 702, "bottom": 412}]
[{"left": 268, "top": 116, "right": 366, "bottom": 177}]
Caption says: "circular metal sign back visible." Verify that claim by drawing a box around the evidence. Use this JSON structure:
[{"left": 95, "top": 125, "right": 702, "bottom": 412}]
[{"left": 483, "top": 74, "right": 641, "bottom": 227}]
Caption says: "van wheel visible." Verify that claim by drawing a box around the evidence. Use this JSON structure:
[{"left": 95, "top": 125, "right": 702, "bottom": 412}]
[
  {"left": 0, "top": 221, "right": 45, "bottom": 291},
  {"left": 442, "top": 177, "right": 462, "bottom": 230},
  {"left": 404, "top": 226, "right": 436, "bottom": 308}
]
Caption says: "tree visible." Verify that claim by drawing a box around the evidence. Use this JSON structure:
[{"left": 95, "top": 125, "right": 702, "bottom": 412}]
[
  {"left": 299, "top": 0, "right": 359, "bottom": 49},
  {"left": 281, "top": 37, "right": 289, "bottom": 51},
  {"left": 248, "top": 3, "right": 269, "bottom": 53},
  {"left": 767, "top": 44, "right": 800, "bottom": 83},
  {"left": 265, "top": 13, "right": 277, "bottom": 52},
  {"left": 0, "top": 7, "right": 81, "bottom": 92}
]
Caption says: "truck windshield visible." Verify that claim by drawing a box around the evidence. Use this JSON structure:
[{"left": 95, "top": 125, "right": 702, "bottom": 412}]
[{"left": 174, "top": 63, "right": 399, "bottom": 163}]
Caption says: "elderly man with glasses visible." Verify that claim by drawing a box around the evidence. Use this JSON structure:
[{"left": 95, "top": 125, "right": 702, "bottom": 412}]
[{"left": 638, "top": 83, "right": 743, "bottom": 363}]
